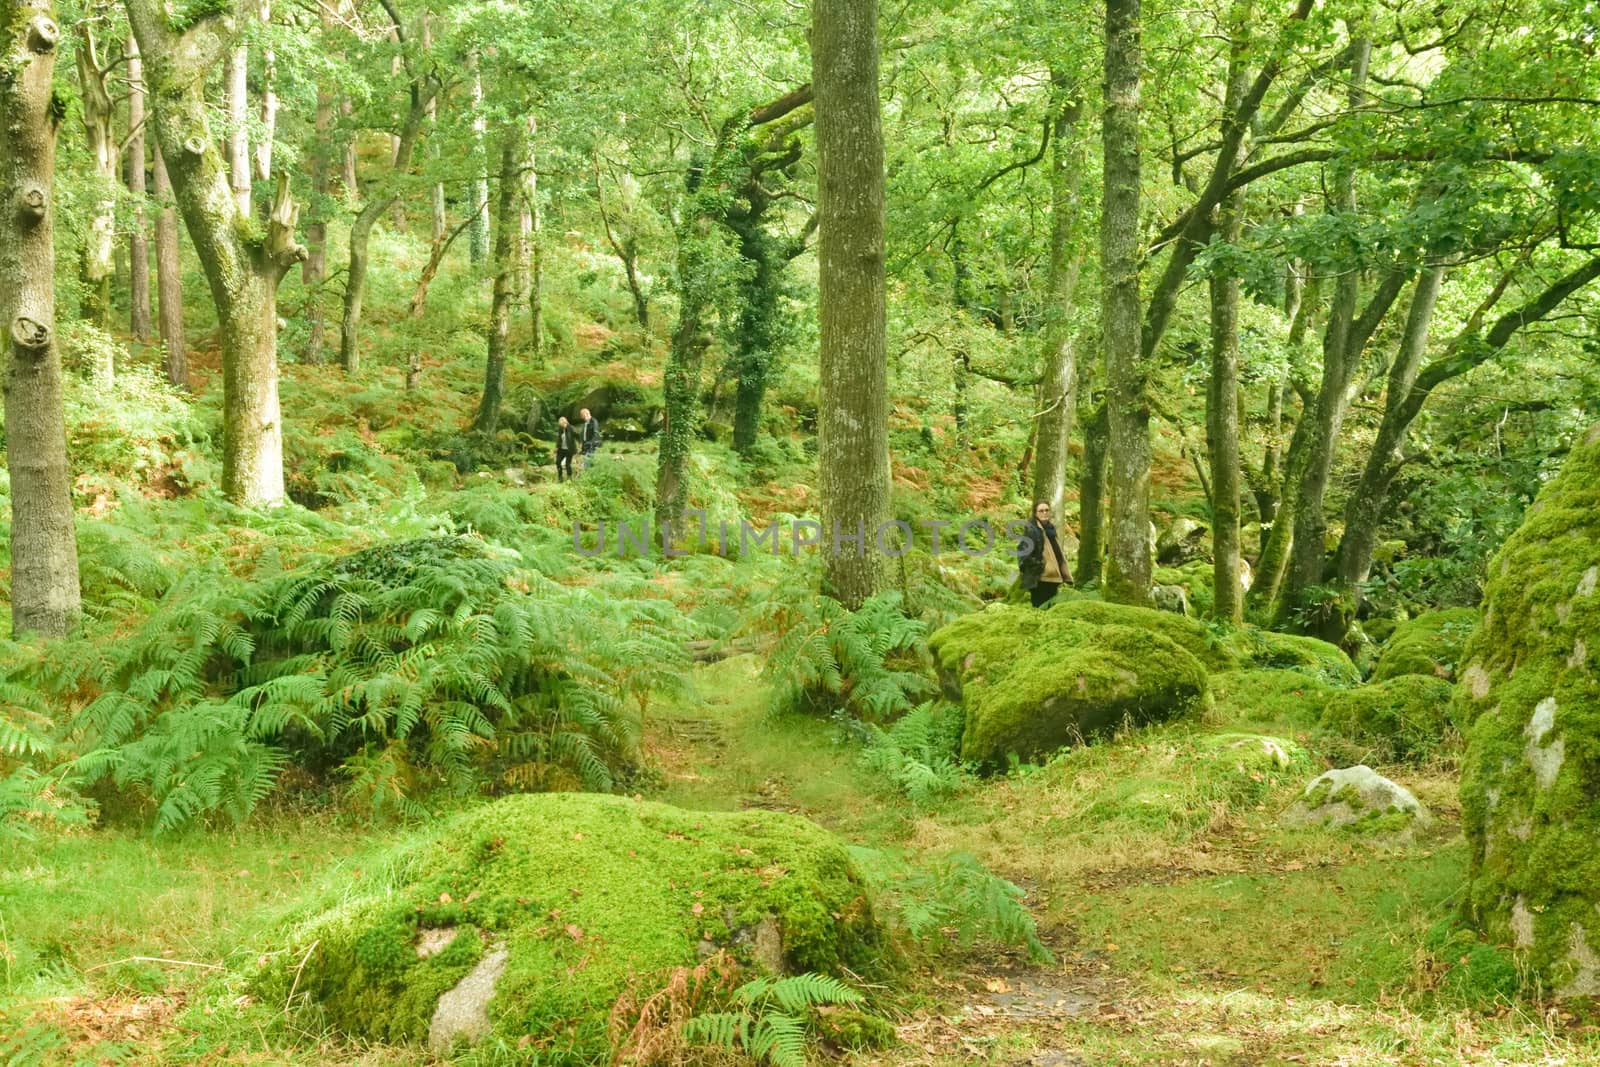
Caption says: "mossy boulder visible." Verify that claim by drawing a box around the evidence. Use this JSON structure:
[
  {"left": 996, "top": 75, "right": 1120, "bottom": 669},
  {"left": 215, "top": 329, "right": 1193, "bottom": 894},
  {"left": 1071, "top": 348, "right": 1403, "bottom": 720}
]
[
  {"left": 1152, "top": 560, "right": 1216, "bottom": 617},
  {"left": 1284, "top": 765, "right": 1431, "bottom": 840},
  {"left": 252, "top": 794, "right": 884, "bottom": 1059},
  {"left": 928, "top": 604, "right": 1210, "bottom": 767},
  {"left": 1223, "top": 628, "right": 1362, "bottom": 688},
  {"left": 1210, "top": 669, "right": 1334, "bottom": 729},
  {"left": 1457, "top": 422, "right": 1600, "bottom": 998},
  {"left": 1319, "top": 675, "right": 1456, "bottom": 762},
  {"left": 1373, "top": 608, "right": 1478, "bottom": 682}
]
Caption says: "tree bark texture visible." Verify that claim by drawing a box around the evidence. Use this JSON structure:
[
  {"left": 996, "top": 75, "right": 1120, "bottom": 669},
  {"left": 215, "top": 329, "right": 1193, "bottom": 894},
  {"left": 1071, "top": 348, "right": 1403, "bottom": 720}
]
[
  {"left": 473, "top": 131, "right": 522, "bottom": 433},
  {"left": 1102, "top": 0, "right": 1150, "bottom": 606},
  {"left": 152, "top": 142, "right": 187, "bottom": 387},
  {"left": 2, "top": 0, "right": 82, "bottom": 636},
  {"left": 814, "top": 0, "right": 889, "bottom": 609},
  {"left": 126, "top": 34, "right": 153, "bottom": 342}
]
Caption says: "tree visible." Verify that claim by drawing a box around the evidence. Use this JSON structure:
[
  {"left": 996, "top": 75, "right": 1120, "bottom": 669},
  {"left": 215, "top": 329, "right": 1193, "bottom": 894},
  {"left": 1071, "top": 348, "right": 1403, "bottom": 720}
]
[
  {"left": 73, "top": 24, "right": 118, "bottom": 343},
  {"left": 151, "top": 141, "right": 186, "bottom": 387},
  {"left": 2, "top": 0, "right": 82, "bottom": 636},
  {"left": 126, "top": 32, "right": 152, "bottom": 341},
  {"left": 473, "top": 125, "right": 527, "bottom": 433},
  {"left": 1030, "top": 82, "right": 1087, "bottom": 519},
  {"left": 123, "top": 0, "right": 304, "bottom": 507},
  {"left": 1100, "top": 0, "right": 1148, "bottom": 606},
  {"left": 813, "top": 0, "right": 888, "bottom": 609}
]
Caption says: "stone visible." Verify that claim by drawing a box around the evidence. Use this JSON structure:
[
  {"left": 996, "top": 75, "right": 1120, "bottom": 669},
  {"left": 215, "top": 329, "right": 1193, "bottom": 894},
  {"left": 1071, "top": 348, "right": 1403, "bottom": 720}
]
[
  {"left": 427, "top": 942, "right": 508, "bottom": 1053},
  {"left": 1283, "top": 765, "right": 1431, "bottom": 838}
]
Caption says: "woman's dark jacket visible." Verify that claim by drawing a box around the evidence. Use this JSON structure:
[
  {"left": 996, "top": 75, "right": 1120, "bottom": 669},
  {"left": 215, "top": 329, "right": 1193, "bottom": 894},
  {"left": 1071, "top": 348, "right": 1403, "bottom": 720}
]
[
  {"left": 1017, "top": 519, "right": 1071, "bottom": 590},
  {"left": 555, "top": 425, "right": 577, "bottom": 453}
]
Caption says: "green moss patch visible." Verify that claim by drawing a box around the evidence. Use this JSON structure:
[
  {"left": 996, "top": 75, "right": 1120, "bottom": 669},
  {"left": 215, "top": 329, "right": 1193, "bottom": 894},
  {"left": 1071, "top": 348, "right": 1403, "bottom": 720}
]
[
  {"left": 1320, "top": 676, "right": 1457, "bottom": 763},
  {"left": 1210, "top": 669, "right": 1334, "bottom": 729},
  {"left": 252, "top": 793, "right": 885, "bottom": 1060},
  {"left": 1373, "top": 608, "right": 1478, "bottom": 682},
  {"left": 1224, "top": 628, "right": 1362, "bottom": 688},
  {"left": 929, "top": 605, "right": 1210, "bottom": 767}
]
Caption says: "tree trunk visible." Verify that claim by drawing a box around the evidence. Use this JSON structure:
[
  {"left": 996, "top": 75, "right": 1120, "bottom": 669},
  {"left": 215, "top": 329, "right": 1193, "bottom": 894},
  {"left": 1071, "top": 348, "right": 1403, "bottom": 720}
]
[
  {"left": 424, "top": 12, "right": 445, "bottom": 244},
  {"left": 467, "top": 56, "right": 489, "bottom": 266},
  {"left": 303, "top": 80, "right": 332, "bottom": 363},
  {"left": 339, "top": 38, "right": 436, "bottom": 376},
  {"left": 1077, "top": 401, "right": 1109, "bottom": 587},
  {"left": 474, "top": 133, "right": 522, "bottom": 433},
  {"left": 1206, "top": 41, "right": 1251, "bottom": 625},
  {"left": 152, "top": 142, "right": 186, "bottom": 387},
  {"left": 2, "top": 0, "right": 81, "bottom": 636},
  {"left": 125, "top": 0, "right": 304, "bottom": 508},
  {"left": 528, "top": 138, "right": 544, "bottom": 368},
  {"left": 1031, "top": 85, "right": 1087, "bottom": 518},
  {"left": 341, "top": 96, "right": 358, "bottom": 198},
  {"left": 654, "top": 212, "right": 714, "bottom": 539},
  {"left": 814, "top": 0, "right": 889, "bottom": 609},
  {"left": 1279, "top": 39, "right": 1373, "bottom": 626},
  {"left": 1101, "top": 0, "right": 1150, "bottom": 606},
  {"left": 74, "top": 26, "right": 116, "bottom": 339},
  {"left": 126, "top": 35, "right": 153, "bottom": 342},
  {"left": 1334, "top": 261, "right": 1447, "bottom": 587},
  {"left": 1207, "top": 192, "right": 1244, "bottom": 624},
  {"left": 224, "top": 37, "right": 249, "bottom": 215},
  {"left": 1334, "top": 253, "right": 1600, "bottom": 588}
]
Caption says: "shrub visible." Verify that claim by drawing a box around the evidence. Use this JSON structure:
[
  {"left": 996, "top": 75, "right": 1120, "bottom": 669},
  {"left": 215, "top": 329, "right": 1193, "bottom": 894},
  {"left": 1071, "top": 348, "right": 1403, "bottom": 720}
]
[
  {"left": 761, "top": 593, "right": 933, "bottom": 723},
  {"left": 64, "top": 536, "right": 652, "bottom": 830}
]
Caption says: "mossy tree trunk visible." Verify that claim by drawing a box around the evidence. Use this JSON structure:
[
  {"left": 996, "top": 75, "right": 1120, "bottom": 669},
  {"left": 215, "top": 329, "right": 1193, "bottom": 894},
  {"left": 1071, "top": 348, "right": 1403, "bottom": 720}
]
[
  {"left": 654, "top": 87, "right": 814, "bottom": 538},
  {"left": 1030, "top": 82, "right": 1087, "bottom": 520},
  {"left": 152, "top": 142, "right": 187, "bottom": 388},
  {"left": 126, "top": 34, "right": 153, "bottom": 343},
  {"left": 1207, "top": 190, "right": 1244, "bottom": 624},
  {"left": 1101, "top": 0, "right": 1150, "bottom": 606},
  {"left": 224, "top": 29, "right": 249, "bottom": 215},
  {"left": 1076, "top": 400, "right": 1109, "bottom": 586},
  {"left": 727, "top": 112, "right": 812, "bottom": 455},
  {"left": 815, "top": 0, "right": 889, "bottom": 609},
  {"left": 2, "top": 0, "right": 82, "bottom": 637},
  {"left": 124, "top": 0, "right": 305, "bottom": 508},
  {"left": 473, "top": 130, "right": 524, "bottom": 434}
]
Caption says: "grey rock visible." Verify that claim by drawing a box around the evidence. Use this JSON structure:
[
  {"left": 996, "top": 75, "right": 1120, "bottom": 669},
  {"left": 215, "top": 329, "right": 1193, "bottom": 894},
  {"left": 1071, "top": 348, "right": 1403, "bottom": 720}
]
[
  {"left": 428, "top": 942, "right": 509, "bottom": 1054},
  {"left": 1284, "top": 765, "right": 1430, "bottom": 837}
]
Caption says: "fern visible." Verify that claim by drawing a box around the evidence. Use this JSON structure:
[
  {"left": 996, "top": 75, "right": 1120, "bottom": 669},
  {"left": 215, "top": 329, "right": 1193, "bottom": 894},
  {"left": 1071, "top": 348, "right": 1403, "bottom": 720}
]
[
  {"left": 681, "top": 972, "right": 864, "bottom": 1067},
  {"left": 754, "top": 591, "right": 933, "bottom": 723},
  {"left": 849, "top": 847, "right": 1053, "bottom": 964},
  {"left": 860, "top": 702, "right": 965, "bottom": 809}
]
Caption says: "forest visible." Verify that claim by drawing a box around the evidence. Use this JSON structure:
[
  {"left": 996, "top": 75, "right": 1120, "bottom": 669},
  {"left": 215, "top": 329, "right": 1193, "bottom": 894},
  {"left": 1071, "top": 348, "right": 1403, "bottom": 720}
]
[{"left": 2, "top": 0, "right": 1599, "bottom": 1061}]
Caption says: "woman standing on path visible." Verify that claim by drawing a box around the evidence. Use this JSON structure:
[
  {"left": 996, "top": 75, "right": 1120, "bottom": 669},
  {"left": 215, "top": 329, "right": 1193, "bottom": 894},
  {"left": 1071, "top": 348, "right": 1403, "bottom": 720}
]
[{"left": 1019, "top": 501, "right": 1073, "bottom": 607}]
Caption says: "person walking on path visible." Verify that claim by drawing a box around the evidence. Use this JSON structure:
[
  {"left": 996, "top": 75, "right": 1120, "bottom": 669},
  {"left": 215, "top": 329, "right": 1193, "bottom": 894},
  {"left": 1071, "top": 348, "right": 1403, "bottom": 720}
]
[
  {"left": 554, "top": 416, "right": 577, "bottom": 482},
  {"left": 578, "top": 408, "right": 602, "bottom": 473},
  {"left": 1019, "top": 501, "right": 1073, "bottom": 607}
]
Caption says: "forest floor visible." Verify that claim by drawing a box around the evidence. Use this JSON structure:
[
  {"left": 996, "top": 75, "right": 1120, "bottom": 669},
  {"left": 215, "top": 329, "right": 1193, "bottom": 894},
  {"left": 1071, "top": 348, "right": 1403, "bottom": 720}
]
[{"left": 5, "top": 654, "right": 1600, "bottom": 1065}]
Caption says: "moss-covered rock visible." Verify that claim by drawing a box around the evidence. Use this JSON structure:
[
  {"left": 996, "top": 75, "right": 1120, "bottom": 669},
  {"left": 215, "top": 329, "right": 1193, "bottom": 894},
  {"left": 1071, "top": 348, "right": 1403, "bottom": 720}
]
[
  {"left": 1319, "top": 675, "right": 1456, "bottom": 762},
  {"left": 1284, "top": 765, "right": 1431, "bottom": 840},
  {"left": 1049, "top": 598, "right": 1239, "bottom": 671},
  {"left": 1210, "top": 668, "right": 1334, "bottom": 729},
  {"left": 1373, "top": 608, "right": 1478, "bottom": 682},
  {"left": 1223, "top": 628, "right": 1362, "bottom": 688},
  {"left": 929, "top": 604, "right": 1210, "bottom": 766},
  {"left": 1457, "top": 422, "right": 1600, "bottom": 998},
  {"left": 252, "top": 794, "right": 884, "bottom": 1060}
]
